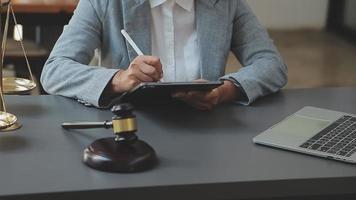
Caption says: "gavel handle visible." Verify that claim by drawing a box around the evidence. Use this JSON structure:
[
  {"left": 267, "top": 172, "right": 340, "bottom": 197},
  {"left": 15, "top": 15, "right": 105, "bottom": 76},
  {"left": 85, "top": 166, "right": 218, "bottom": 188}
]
[{"left": 61, "top": 121, "right": 113, "bottom": 129}]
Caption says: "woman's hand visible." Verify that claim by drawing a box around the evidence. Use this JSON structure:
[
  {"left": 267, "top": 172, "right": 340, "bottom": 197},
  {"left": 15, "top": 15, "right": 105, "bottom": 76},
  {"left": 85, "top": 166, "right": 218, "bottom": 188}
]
[
  {"left": 173, "top": 80, "right": 240, "bottom": 111},
  {"left": 110, "top": 55, "right": 163, "bottom": 93}
]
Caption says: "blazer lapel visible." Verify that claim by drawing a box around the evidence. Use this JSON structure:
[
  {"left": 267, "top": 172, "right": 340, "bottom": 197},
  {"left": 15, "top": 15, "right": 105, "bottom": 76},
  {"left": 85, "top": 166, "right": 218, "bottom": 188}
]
[
  {"left": 196, "top": 0, "right": 229, "bottom": 80},
  {"left": 122, "top": 0, "right": 152, "bottom": 61}
]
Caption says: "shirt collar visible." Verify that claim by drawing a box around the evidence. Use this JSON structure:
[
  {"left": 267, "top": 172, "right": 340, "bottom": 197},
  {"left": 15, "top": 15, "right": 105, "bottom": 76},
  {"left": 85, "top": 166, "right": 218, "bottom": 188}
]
[{"left": 149, "top": 0, "right": 194, "bottom": 11}]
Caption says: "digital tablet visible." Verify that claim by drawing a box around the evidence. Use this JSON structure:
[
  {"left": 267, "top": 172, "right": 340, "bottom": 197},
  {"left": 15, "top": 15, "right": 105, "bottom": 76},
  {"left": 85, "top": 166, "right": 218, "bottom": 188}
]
[{"left": 116, "top": 81, "right": 224, "bottom": 105}]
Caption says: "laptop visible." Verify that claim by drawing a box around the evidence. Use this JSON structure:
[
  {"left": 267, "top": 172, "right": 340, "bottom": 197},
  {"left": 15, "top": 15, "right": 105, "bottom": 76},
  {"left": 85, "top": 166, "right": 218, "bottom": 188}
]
[{"left": 253, "top": 106, "right": 356, "bottom": 163}]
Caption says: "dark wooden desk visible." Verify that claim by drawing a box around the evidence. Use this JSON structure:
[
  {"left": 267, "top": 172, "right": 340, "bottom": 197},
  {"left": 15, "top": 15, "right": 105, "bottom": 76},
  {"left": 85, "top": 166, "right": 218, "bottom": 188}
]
[
  {"left": 11, "top": 0, "right": 78, "bottom": 14},
  {"left": 1, "top": 88, "right": 356, "bottom": 200},
  {"left": 3, "top": 0, "right": 77, "bottom": 26}
]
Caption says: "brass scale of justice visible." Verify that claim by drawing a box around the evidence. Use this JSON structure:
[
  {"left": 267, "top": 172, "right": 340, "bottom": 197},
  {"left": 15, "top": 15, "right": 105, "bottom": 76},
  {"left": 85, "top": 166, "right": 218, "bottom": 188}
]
[
  {"left": 0, "top": 0, "right": 37, "bottom": 131},
  {"left": 0, "top": 0, "right": 158, "bottom": 172}
]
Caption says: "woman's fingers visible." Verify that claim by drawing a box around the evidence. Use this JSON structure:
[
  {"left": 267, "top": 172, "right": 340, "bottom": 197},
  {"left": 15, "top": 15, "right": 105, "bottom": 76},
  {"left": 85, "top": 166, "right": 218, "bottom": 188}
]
[
  {"left": 139, "top": 63, "right": 161, "bottom": 81},
  {"left": 140, "top": 56, "right": 163, "bottom": 77},
  {"left": 172, "top": 91, "right": 216, "bottom": 111}
]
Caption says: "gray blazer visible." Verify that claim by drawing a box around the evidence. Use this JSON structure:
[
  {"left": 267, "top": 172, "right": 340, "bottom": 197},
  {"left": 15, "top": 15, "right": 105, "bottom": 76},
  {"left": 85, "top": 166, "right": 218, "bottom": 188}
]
[{"left": 41, "top": 0, "right": 287, "bottom": 107}]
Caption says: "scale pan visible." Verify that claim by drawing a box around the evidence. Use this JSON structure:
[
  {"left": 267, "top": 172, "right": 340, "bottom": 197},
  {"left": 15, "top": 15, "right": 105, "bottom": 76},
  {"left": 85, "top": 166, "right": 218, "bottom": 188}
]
[
  {"left": 0, "top": 111, "right": 17, "bottom": 129},
  {"left": 2, "top": 77, "right": 36, "bottom": 94}
]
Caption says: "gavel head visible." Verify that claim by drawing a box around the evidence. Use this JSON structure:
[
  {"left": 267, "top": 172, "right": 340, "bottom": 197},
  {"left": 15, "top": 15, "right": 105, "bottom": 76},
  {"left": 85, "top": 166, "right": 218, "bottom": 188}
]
[{"left": 111, "top": 103, "right": 138, "bottom": 142}]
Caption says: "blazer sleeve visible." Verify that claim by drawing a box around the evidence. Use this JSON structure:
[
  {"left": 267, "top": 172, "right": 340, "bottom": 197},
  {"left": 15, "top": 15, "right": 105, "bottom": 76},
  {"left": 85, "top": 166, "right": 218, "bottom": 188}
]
[
  {"left": 40, "top": 0, "right": 118, "bottom": 107},
  {"left": 221, "top": 0, "right": 288, "bottom": 105}
]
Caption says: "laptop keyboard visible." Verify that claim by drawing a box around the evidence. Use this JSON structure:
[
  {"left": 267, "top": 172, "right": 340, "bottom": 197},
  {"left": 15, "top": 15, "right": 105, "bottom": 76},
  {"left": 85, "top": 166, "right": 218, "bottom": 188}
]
[{"left": 300, "top": 115, "right": 356, "bottom": 157}]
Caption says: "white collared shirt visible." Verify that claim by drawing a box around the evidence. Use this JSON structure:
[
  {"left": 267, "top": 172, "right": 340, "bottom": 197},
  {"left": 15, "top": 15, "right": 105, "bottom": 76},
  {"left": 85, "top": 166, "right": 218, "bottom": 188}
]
[{"left": 150, "top": 0, "right": 201, "bottom": 82}]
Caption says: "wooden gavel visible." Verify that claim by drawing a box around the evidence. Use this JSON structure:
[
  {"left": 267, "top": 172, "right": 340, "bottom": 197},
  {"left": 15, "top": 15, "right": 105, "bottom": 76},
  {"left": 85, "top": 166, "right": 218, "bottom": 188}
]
[{"left": 62, "top": 103, "right": 138, "bottom": 142}]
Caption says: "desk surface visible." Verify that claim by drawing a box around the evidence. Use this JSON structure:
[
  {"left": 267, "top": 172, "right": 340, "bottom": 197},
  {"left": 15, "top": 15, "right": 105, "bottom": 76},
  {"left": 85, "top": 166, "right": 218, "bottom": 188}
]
[
  {"left": 1, "top": 87, "right": 356, "bottom": 200},
  {"left": 10, "top": 0, "right": 78, "bottom": 14}
]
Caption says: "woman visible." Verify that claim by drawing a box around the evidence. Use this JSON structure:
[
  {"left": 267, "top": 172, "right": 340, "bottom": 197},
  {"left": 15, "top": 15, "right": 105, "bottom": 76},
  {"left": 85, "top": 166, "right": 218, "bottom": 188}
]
[{"left": 41, "top": 0, "right": 287, "bottom": 110}]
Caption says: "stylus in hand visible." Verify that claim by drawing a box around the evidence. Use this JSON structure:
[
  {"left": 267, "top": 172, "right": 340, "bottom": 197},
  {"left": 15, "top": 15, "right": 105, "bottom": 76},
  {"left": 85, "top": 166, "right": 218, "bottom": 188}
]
[
  {"left": 121, "top": 29, "right": 144, "bottom": 56},
  {"left": 121, "top": 29, "right": 163, "bottom": 82}
]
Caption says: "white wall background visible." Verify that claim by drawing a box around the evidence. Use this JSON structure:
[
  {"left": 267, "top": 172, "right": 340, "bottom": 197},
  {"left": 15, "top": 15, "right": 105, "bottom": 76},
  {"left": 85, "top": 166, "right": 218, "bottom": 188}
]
[{"left": 247, "top": 0, "right": 329, "bottom": 30}]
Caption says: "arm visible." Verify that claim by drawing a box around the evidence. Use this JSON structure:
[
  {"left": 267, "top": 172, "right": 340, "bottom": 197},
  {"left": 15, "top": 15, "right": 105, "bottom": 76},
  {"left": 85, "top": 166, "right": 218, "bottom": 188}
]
[
  {"left": 40, "top": 0, "right": 117, "bottom": 107},
  {"left": 221, "top": 0, "right": 288, "bottom": 105},
  {"left": 174, "top": 0, "right": 287, "bottom": 110}
]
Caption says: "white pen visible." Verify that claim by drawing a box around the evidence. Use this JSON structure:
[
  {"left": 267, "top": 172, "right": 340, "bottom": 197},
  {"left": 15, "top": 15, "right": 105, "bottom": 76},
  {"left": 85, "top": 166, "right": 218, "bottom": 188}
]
[
  {"left": 121, "top": 29, "right": 144, "bottom": 56},
  {"left": 121, "top": 29, "right": 163, "bottom": 82}
]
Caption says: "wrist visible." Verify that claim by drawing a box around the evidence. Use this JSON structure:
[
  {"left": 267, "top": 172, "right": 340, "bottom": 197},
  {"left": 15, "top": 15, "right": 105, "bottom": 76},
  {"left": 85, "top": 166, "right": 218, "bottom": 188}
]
[
  {"left": 110, "top": 70, "right": 125, "bottom": 93},
  {"left": 217, "top": 80, "right": 240, "bottom": 103}
]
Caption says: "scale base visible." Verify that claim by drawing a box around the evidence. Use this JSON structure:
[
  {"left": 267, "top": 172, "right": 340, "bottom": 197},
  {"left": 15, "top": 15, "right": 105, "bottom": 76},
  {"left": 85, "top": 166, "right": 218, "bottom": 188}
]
[
  {"left": 0, "top": 122, "right": 22, "bottom": 132},
  {"left": 0, "top": 111, "right": 19, "bottom": 131},
  {"left": 83, "top": 137, "right": 158, "bottom": 173}
]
